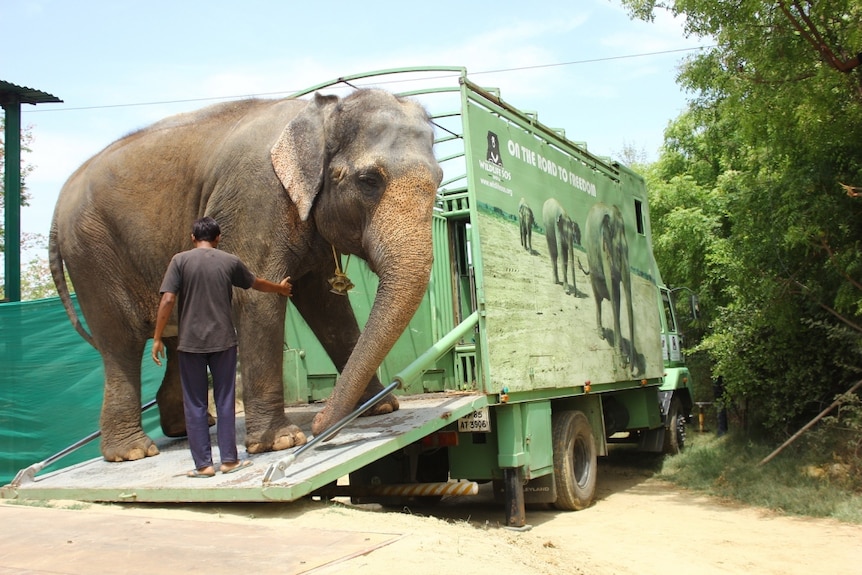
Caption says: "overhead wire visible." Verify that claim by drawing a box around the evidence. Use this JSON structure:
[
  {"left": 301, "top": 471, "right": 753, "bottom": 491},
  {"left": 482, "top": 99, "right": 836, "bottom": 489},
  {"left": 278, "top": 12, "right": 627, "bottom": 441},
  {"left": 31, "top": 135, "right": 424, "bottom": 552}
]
[{"left": 23, "top": 45, "right": 711, "bottom": 113}]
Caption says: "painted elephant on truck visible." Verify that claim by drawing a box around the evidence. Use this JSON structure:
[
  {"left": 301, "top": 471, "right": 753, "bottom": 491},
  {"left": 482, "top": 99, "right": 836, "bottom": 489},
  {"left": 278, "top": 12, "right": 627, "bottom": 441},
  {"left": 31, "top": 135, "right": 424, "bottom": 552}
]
[
  {"left": 518, "top": 198, "right": 534, "bottom": 253},
  {"left": 584, "top": 202, "right": 637, "bottom": 375},
  {"left": 542, "top": 198, "right": 582, "bottom": 295},
  {"left": 49, "top": 89, "right": 443, "bottom": 462}
]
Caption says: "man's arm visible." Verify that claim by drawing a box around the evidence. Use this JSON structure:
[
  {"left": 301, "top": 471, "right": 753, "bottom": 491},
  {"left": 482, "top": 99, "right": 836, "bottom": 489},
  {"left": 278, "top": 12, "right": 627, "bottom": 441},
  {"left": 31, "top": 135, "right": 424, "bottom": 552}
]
[
  {"left": 252, "top": 276, "right": 292, "bottom": 297},
  {"left": 151, "top": 291, "right": 176, "bottom": 366}
]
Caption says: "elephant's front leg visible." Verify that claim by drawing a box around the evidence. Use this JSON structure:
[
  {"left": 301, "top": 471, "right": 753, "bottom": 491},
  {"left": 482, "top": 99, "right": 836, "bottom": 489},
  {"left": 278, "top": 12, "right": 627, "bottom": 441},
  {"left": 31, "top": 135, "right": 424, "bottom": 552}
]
[
  {"left": 236, "top": 294, "right": 307, "bottom": 454},
  {"left": 291, "top": 273, "right": 399, "bottom": 417},
  {"left": 99, "top": 341, "right": 160, "bottom": 462}
]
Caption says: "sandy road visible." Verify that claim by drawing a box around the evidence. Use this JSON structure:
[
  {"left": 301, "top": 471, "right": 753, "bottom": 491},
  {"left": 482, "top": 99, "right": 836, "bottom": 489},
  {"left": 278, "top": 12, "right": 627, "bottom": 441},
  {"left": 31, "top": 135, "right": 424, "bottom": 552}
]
[{"left": 2, "top": 450, "right": 859, "bottom": 575}]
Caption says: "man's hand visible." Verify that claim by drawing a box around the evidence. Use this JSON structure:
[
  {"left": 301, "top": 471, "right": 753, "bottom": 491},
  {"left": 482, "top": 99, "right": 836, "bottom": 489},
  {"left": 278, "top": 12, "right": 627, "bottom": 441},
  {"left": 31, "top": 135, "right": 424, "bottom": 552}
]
[
  {"left": 252, "top": 276, "right": 293, "bottom": 296},
  {"left": 278, "top": 276, "right": 292, "bottom": 297},
  {"left": 152, "top": 339, "right": 166, "bottom": 366},
  {"left": 152, "top": 291, "right": 176, "bottom": 366}
]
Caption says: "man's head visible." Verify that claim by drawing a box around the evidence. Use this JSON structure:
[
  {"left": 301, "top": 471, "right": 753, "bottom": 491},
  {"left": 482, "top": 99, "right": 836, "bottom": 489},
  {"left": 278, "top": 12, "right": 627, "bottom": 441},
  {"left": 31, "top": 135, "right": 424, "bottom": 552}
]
[{"left": 192, "top": 216, "right": 221, "bottom": 243}]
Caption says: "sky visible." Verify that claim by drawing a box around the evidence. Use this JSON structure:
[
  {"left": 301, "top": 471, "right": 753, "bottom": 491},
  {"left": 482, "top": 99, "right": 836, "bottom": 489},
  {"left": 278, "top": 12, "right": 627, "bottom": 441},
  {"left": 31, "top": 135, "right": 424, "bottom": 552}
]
[{"left": 1, "top": 0, "right": 705, "bottom": 255}]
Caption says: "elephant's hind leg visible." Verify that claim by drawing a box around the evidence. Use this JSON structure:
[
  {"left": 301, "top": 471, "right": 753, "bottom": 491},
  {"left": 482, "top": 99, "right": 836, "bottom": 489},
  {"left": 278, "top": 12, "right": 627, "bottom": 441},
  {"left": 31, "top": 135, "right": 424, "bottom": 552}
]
[
  {"left": 155, "top": 338, "right": 217, "bottom": 437},
  {"left": 99, "top": 343, "right": 160, "bottom": 462},
  {"left": 155, "top": 337, "right": 186, "bottom": 437}
]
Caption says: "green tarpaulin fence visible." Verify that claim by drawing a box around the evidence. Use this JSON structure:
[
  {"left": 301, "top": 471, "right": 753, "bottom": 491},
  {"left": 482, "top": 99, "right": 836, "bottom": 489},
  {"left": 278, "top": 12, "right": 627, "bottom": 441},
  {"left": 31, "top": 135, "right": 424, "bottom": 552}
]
[{"left": 0, "top": 296, "right": 163, "bottom": 485}]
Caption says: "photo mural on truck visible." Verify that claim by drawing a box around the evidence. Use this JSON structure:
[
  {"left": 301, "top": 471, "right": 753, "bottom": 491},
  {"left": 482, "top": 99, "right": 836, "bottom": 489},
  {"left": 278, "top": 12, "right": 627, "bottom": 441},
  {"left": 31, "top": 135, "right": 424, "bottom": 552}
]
[{"left": 466, "top": 100, "right": 663, "bottom": 393}]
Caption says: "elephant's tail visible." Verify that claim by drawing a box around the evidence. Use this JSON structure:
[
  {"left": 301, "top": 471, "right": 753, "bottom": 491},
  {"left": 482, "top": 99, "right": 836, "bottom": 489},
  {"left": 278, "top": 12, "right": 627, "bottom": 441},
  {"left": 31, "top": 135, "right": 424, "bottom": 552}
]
[
  {"left": 49, "top": 220, "right": 96, "bottom": 349},
  {"left": 577, "top": 256, "right": 590, "bottom": 275}
]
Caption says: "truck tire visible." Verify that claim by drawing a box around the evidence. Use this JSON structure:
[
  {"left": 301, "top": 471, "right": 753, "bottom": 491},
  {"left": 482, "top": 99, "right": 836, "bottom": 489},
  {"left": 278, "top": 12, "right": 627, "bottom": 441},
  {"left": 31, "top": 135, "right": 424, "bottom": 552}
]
[
  {"left": 552, "top": 410, "right": 597, "bottom": 510},
  {"left": 663, "top": 396, "right": 686, "bottom": 454}
]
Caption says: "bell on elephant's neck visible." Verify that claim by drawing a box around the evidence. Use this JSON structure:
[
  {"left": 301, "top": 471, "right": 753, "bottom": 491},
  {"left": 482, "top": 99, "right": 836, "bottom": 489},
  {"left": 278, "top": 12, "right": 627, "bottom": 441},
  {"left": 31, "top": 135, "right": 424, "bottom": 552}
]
[{"left": 328, "top": 270, "right": 355, "bottom": 296}]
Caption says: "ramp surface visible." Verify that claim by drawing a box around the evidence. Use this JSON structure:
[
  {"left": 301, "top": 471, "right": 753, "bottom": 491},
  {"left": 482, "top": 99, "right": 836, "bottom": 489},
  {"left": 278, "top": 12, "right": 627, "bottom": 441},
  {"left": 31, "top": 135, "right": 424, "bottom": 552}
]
[{"left": 2, "top": 393, "right": 485, "bottom": 503}]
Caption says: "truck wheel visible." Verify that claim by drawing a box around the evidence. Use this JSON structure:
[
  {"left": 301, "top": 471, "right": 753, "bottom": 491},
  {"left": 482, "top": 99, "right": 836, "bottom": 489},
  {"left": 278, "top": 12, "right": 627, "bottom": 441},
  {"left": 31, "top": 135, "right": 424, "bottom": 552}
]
[
  {"left": 663, "top": 396, "right": 686, "bottom": 454},
  {"left": 552, "top": 410, "right": 597, "bottom": 510}
]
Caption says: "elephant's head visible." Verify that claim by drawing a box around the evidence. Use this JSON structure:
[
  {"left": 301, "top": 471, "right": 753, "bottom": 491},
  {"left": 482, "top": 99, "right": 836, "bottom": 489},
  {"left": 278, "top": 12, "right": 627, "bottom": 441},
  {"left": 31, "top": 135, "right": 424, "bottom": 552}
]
[{"left": 271, "top": 89, "right": 443, "bottom": 434}]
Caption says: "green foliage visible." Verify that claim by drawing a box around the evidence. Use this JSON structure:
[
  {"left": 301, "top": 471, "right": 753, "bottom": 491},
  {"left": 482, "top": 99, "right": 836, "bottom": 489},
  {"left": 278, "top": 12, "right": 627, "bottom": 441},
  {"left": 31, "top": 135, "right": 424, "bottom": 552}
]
[
  {"left": 806, "top": 389, "right": 862, "bottom": 487},
  {"left": 0, "top": 117, "right": 35, "bottom": 251},
  {"left": 0, "top": 233, "right": 64, "bottom": 301},
  {"left": 623, "top": 0, "right": 862, "bottom": 439},
  {"left": 661, "top": 433, "right": 862, "bottom": 522}
]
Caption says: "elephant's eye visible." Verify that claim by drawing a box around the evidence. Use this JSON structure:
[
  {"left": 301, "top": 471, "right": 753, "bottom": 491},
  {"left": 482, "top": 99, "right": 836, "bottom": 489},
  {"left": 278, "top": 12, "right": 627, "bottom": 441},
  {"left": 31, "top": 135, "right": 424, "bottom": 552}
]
[{"left": 357, "top": 171, "right": 383, "bottom": 195}]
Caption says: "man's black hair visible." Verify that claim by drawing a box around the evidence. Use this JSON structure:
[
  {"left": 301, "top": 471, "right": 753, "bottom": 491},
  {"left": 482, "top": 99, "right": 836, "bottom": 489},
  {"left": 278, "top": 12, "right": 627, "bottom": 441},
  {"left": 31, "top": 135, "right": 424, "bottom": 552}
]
[{"left": 192, "top": 216, "right": 221, "bottom": 242}]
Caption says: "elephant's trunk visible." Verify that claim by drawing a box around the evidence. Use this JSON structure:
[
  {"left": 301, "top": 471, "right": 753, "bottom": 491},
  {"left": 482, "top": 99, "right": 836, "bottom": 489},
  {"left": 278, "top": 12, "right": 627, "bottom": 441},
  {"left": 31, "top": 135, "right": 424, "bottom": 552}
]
[{"left": 311, "top": 168, "right": 437, "bottom": 435}]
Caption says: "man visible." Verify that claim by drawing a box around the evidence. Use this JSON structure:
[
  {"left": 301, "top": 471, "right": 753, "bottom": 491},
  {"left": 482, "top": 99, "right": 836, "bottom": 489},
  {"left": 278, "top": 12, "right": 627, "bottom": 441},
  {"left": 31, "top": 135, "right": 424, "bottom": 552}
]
[{"left": 152, "top": 216, "right": 292, "bottom": 478}]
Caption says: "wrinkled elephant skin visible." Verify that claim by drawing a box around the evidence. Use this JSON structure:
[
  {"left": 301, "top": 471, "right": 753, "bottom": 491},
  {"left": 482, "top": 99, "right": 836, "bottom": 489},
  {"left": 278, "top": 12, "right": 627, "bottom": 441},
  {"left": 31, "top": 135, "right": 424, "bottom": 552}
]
[{"left": 49, "top": 90, "right": 443, "bottom": 461}]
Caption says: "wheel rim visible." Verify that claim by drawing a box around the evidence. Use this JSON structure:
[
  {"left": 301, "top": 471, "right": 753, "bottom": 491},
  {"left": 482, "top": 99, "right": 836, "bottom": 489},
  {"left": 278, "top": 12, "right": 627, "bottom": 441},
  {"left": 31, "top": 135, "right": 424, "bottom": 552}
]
[
  {"left": 573, "top": 435, "right": 589, "bottom": 487},
  {"left": 676, "top": 414, "right": 686, "bottom": 449}
]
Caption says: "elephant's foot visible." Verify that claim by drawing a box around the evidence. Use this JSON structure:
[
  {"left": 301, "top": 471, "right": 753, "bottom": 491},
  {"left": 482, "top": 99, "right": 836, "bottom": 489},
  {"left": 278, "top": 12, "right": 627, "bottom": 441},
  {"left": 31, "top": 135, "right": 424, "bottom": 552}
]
[
  {"left": 358, "top": 390, "right": 399, "bottom": 417},
  {"left": 310, "top": 391, "right": 400, "bottom": 437},
  {"left": 101, "top": 432, "right": 160, "bottom": 462},
  {"left": 161, "top": 410, "right": 216, "bottom": 438},
  {"left": 311, "top": 407, "right": 340, "bottom": 438},
  {"left": 246, "top": 424, "right": 307, "bottom": 454}
]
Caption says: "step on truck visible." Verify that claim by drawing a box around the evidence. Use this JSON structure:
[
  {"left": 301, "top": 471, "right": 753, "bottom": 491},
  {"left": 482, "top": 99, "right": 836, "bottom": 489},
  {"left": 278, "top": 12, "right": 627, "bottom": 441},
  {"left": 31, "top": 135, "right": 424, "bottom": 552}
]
[{"left": 2, "top": 67, "right": 694, "bottom": 528}]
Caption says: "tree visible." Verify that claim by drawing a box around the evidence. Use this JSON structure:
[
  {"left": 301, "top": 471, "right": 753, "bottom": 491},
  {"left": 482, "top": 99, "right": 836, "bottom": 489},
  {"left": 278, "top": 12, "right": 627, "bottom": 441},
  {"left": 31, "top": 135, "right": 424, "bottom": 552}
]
[
  {"left": 0, "top": 116, "right": 35, "bottom": 251},
  {"left": 1, "top": 116, "right": 58, "bottom": 300},
  {"left": 623, "top": 0, "right": 862, "bottom": 437}
]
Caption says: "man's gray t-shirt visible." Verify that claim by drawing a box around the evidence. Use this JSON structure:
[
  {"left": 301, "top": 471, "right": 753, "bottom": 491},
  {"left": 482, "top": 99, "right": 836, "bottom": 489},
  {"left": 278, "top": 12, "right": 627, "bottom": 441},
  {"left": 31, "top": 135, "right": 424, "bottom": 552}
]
[{"left": 160, "top": 247, "right": 256, "bottom": 353}]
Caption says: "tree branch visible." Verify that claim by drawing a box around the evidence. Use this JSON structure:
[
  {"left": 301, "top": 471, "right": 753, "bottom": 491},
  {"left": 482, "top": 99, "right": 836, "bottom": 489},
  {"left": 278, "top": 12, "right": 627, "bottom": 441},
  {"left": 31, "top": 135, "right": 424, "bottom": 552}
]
[{"left": 779, "top": 1, "right": 861, "bottom": 73}]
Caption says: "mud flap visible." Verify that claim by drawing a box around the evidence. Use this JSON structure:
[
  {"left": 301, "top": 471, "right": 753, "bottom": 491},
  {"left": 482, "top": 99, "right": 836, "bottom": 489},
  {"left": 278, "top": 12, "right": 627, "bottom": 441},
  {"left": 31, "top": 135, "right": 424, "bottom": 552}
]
[
  {"left": 492, "top": 472, "right": 557, "bottom": 505},
  {"left": 638, "top": 426, "right": 665, "bottom": 453}
]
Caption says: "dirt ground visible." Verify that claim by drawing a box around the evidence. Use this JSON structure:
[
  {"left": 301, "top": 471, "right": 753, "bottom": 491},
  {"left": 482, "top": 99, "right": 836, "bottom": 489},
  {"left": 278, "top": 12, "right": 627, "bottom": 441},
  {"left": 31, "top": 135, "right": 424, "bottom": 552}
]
[{"left": 2, "top": 448, "right": 860, "bottom": 575}]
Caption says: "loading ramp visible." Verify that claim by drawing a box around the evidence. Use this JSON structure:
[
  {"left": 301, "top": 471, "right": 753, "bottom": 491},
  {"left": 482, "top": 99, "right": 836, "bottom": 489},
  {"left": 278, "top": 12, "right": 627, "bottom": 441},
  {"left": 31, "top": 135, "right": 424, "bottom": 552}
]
[{"left": 1, "top": 392, "right": 487, "bottom": 504}]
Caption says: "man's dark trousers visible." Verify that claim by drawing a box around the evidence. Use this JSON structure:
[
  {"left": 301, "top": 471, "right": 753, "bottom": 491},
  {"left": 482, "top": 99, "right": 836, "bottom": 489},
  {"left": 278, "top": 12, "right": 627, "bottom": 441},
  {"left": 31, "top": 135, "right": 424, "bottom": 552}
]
[{"left": 178, "top": 347, "right": 239, "bottom": 469}]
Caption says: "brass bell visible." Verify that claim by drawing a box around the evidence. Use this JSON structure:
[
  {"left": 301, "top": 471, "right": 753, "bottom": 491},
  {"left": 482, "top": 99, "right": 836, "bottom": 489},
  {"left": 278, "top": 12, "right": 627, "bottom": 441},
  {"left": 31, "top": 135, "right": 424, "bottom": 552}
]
[{"left": 328, "top": 270, "right": 355, "bottom": 296}]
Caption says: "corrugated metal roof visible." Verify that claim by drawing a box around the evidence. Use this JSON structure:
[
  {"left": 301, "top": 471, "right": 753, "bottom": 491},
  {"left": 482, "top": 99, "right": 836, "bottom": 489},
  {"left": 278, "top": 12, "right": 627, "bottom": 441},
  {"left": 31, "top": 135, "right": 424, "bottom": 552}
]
[{"left": 0, "top": 80, "right": 62, "bottom": 105}]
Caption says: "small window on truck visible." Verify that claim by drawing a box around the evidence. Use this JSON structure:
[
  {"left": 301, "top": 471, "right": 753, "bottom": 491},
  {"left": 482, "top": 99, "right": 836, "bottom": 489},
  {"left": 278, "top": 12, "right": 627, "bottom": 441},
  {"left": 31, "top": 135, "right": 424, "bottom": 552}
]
[
  {"left": 635, "top": 199, "right": 645, "bottom": 235},
  {"left": 662, "top": 290, "right": 677, "bottom": 333}
]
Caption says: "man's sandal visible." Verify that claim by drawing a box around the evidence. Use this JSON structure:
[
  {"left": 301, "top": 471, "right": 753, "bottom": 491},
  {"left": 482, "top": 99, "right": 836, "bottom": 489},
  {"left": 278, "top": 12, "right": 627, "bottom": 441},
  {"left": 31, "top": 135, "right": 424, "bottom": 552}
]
[{"left": 221, "top": 460, "right": 253, "bottom": 474}]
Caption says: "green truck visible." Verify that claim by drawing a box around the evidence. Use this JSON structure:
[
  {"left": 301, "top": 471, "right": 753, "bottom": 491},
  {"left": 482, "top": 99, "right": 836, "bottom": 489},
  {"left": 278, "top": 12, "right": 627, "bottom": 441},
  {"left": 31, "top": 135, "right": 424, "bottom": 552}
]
[{"left": 3, "top": 67, "right": 694, "bottom": 528}]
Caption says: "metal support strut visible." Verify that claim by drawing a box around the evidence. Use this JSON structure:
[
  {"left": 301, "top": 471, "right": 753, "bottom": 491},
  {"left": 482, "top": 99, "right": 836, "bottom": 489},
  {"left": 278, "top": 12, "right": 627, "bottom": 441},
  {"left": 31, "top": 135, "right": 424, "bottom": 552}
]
[
  {"left": 263, "top": 311, "right": 481, "bottom": 484},
  {"left": 503, "top": 467, "right": 527, "bottom": 529}
]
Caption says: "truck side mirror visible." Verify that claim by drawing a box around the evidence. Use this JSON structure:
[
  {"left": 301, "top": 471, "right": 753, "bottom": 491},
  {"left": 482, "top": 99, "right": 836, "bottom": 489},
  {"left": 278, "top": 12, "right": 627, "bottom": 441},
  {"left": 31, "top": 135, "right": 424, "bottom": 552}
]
[{"left": 690, "top": 294, "right": 700, "bottom": 321}]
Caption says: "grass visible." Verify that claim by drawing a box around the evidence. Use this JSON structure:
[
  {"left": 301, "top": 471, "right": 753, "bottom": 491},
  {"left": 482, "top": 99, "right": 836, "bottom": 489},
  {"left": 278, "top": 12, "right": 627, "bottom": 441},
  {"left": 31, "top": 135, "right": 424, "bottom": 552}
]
[{"left": 659, "top": 431, "right": 862, "bottom": 524}]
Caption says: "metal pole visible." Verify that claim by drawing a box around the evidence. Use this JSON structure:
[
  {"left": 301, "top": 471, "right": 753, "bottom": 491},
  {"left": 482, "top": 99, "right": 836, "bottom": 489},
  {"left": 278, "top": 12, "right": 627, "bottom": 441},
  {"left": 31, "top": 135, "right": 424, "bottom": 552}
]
[
  {"left": 8, "top": 399, "right": 159, "bottom": 487},
  {"left": 758, "top": 378, "right": 862, "bottom": 466},
  {"left": 2, "top": 97, "right": 22, "bottom": 302},
  {"left": 263, "top": 311, "right": 480, "bottom": 483}
]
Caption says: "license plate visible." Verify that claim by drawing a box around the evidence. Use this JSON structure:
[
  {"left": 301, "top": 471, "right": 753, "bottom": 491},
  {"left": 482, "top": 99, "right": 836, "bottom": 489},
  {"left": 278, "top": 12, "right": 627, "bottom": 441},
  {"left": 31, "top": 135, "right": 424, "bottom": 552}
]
[{"left": 458, "top": 407, "right": 491, "bottom": 433}]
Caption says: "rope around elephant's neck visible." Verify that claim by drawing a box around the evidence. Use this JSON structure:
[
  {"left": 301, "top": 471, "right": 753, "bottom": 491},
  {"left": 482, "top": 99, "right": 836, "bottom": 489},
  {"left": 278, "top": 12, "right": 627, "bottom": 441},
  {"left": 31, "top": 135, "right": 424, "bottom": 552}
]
[
  {"left": 331, "top": 244, "right": 350, "bottom": 275},
  {"left": 328, "top": 245, "right": 355, "bottom": 295}
]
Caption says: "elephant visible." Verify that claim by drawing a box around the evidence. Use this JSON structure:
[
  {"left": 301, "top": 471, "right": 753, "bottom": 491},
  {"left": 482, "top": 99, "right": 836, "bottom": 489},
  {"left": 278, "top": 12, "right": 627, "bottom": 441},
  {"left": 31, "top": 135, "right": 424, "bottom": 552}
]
[
  {"left": 542, "top": 198, "right": 582, "bottom": 295},
  {"left": 518, "top": 198, "right": 534, "bottom": 253},
  {"left": 584, "top": 202, "right": 636, "bottom": 374},
  {"left": 48, "top": 89, "right": 444, "bottom": 462}
]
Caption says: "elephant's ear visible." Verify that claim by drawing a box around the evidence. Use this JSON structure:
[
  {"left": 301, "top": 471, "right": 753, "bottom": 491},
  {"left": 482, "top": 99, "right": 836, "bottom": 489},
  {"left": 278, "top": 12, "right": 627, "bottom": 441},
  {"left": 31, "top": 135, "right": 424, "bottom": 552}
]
[{"left": 271, "top": 92, "right": 338, "bottom": 221}]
